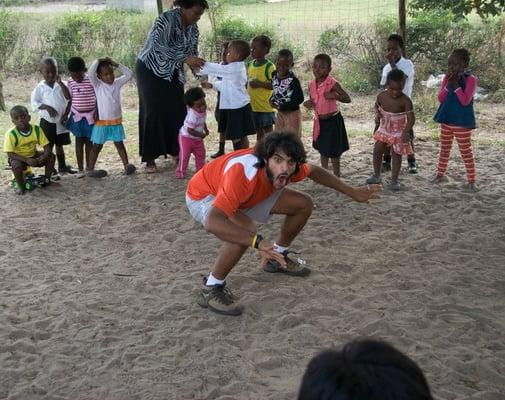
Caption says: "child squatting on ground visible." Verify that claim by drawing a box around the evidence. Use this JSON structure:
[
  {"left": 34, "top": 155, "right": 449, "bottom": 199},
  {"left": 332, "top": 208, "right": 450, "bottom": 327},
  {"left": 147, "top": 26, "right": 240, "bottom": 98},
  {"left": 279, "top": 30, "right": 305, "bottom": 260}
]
[
  {"left": 4, "top": 106, "right": 56, "bottom": 195},
  {"left": 176, "top": 87, "right": 209, "bottom": 178},
  {"left": 247, "top": 35, "right": 276, "bottom": 142},
  {"left": 271, "top": 49, "right": 304, "bottom": 138},
  {"left": 31, "top": 56, "right": 74, "bottom": 177},
  {"left": 433, "top": 48, "right": 478, "bottom": 191},
  {"left": 63, "top": 56, "right": 97, "bottom": 178},
  {"left": 367, "top": 69, "right": 415, "bottom": 191},
  {"left": 198, "top": 40, "right": 255, "bottom": 151},
  {"left": 87, "top": 57, "right": 135, "bottom": 178},
  {"left": 304, "top": 53, "right": 350, "bottom": 177}
]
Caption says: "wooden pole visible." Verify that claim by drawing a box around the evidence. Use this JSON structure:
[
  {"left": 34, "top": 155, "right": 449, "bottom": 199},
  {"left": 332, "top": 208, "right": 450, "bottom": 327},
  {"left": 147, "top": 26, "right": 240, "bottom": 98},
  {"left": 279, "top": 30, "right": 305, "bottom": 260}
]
[
  {"left": 399, "top": 0, "right": 407, "bottom": 51},
  {"left": 156, "top": 0, "right": 163, "bottom": 15}
]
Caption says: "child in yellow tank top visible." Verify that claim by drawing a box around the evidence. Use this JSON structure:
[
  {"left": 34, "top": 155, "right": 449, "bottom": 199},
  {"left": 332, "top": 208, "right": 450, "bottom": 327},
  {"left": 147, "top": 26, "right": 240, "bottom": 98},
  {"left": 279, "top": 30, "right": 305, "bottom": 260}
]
[{"left": 247, "top": 35, "right": 276, "bottom": 142}]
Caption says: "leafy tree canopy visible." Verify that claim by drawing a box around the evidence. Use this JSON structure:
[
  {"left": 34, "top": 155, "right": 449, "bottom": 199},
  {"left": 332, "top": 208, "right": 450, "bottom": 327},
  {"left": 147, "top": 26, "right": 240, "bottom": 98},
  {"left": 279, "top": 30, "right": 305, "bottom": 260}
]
[{"left": 410, "top": 0, "right": 505, "bottom": 19}]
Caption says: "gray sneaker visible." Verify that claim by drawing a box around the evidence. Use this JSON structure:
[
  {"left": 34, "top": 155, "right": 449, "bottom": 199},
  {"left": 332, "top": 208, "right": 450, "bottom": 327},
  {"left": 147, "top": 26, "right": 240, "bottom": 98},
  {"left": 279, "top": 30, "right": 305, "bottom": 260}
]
[
  {"left": 264, "top": 251, "right": 311, "bottom": 277},
  {"left": 366, "top": 175, "right": 382, "bottom": 184},
  {"left": 197, "top": 279, "right": 242, "bottom": 316},
  {"left": 389, "top": 180, "right": 401, "bottom": 191}
]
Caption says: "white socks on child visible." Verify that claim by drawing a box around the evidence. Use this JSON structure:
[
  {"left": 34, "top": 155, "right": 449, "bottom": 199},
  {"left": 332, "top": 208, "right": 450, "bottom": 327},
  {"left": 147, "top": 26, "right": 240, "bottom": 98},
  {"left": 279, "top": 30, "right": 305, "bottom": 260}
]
[
  {"left": 274, "top": 243, "right": 288, "bottom": 254},
  {"left": 206, "top": 273, "right": 225, "bottom": 286}
]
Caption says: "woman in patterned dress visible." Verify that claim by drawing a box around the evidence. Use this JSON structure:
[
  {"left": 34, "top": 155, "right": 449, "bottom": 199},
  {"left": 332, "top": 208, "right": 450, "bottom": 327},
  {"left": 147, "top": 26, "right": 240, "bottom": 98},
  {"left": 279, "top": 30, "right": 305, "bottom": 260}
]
[{"left": 136, "top": 0, "right": 208, "bottom": 173}]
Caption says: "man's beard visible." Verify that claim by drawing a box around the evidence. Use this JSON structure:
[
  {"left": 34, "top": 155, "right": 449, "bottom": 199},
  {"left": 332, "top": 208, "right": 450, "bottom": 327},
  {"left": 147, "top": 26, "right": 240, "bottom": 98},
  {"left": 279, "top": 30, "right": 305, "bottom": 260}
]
[{"left": 266, "top": 165, "right": 293, "bottom": 188}]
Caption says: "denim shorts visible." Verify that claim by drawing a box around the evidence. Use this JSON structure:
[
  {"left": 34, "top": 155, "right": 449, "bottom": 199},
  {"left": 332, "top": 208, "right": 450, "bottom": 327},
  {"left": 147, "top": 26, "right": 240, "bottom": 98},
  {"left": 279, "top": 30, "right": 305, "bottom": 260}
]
[{"left": 252, "top": 111, "right": 276, "bottom": 129}]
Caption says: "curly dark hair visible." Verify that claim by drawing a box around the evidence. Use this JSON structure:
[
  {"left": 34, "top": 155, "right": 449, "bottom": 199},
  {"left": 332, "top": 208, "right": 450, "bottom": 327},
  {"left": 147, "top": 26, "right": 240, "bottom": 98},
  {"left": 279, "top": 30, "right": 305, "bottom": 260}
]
[
  {"left": 314, "top": 53, "right": 331, "bottom": 68},
  {"left": 174, "top": 0, "right": 209, "bottom": 9},
  {"left": 229, "top": 40, "right": 251, "bottom": 61},
  {"left": 452, "top": 48, "right": 471, "bottom": 67},
  {"left": 67, "top": 57, "right": 86, "bottom": 72},
  {"left": 387, "top": 33, "right": 404, "bottom": 49},
  {"left": 252, "top": 35, "right": 272, "bottom": 51},
  {"left": 277, "top": 49, "right": 294, "bottom": 63},
  {"left": 184, "top": 87, "right": 205, "bottom": 107},
  {"left": 298, "top": 339, "right": 433, "bottom": 400},
  {"left": 386, "top": 68, "right": 406, "bottom": 85},
  {"left": 254, "top": 131, "right": 306, "bottom": 174},
  {"left": 10, "top": 105, "right": 29, "bottom": 118}
]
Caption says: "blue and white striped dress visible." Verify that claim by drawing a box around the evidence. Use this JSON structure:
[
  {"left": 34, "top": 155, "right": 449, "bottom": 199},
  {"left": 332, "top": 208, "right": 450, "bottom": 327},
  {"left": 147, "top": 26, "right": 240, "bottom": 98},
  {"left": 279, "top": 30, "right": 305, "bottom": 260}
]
[{"left": 138, "top": 7, "right": 199, "bottom": 83}]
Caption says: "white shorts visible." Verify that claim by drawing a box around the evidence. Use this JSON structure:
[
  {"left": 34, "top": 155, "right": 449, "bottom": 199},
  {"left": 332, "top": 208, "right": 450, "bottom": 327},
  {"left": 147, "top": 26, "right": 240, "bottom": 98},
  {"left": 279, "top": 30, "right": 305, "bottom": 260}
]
[{"left": 185, "top": 190, "right": 284, "bottom": 225}]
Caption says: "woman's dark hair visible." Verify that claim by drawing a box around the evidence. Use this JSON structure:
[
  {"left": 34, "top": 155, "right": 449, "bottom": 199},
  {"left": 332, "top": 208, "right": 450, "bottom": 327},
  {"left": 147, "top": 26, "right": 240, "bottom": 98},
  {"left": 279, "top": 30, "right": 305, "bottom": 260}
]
[
  {"left": 452, "top": 48, "right": 471, "bottom": 67},
  {"left": 314, "top": 53, "right": 331, "bottom": 68},
  {"left": 298, "top": 339, "right": 433, "bottom": 400},
  {"left": 229, "top": 40, "right": 251, "bottom": 61},
  {"left": 387, "top": 33, "right": 405, "bottom": 50},
  {"left": 67, "top": 57, "right": 86, "bottom": 72},
  {"left": 254, "top": 131, "right": 306, "bottom": 174},
  {"left": 386, "top": 68, "right": 406, "bottom": 85},
  {"left": 277, "top": 49, "right": 294, "bottom": 63},
  {"left": 184, "top": 87, "right": 205, "bottom": 107},
  {"left": 174, "top": 0, "right": 209, "bottom": 9},
  {"left": 252, "top": 35, "right": 272, "bottom": 51}
]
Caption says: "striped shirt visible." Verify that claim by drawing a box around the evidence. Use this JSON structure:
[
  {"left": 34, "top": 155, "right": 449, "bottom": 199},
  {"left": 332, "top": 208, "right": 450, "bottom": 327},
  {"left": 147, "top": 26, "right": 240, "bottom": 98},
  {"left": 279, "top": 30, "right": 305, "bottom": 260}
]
[
  {"left": 67, "top": 76, "right": 96, "bottom": 113},
  {"left": 138, "top": 7, "right": 199, "bottom": 84}
]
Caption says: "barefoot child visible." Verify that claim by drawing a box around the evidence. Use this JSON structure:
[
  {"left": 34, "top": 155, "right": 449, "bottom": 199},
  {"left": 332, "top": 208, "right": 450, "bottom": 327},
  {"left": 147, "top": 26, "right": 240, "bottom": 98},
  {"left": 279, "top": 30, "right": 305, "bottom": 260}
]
[
  {"left": 247, "top": 35, "right": 276, "bottom": 142},
  {"left": 367, "top": 69, "right": 415, "bottom": 191},
  {"left": 304, "top": 54, "right": 350, "bottom": 177},
  {"left": 271, "top": 49, "right": 304, "bottom": 137},
  {"left": 433, "top": 49, "right": 477, "bottom": 190},
  {"left": 176, "top": 87, "right": 209, "bottom": 178},
  {"left": 63, "top": 56, "right": 96, "bottom": 178},
  {"left": 31, "top": 57, "right": 74, "bottom": 176},
  {"left": 380, "top": 34, "right": 418, "bottom": 174},
  {"left": 87, "top": 57, "right": 135, "bottom": 177},
  {"left": 4, "top": 106, "right": 55, "bottom": 195},
  {"left": 199, "top": 40, "right": 255, "bottom": 151}
]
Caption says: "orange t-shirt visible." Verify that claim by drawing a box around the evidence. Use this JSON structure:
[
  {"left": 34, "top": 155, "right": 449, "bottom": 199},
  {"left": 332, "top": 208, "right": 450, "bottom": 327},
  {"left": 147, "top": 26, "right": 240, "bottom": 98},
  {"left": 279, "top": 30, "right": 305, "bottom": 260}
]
[{"left": 187, "top": 149, "right": 311, "bottom": 217}]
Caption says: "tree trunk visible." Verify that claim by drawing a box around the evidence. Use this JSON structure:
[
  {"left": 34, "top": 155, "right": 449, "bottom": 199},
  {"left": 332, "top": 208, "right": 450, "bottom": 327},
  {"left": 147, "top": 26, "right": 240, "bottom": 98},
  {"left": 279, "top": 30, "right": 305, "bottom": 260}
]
[
  {"left": 156, "top": 0, "right": 163, "bottom": 14},
  {"left": 0, "top": 81, "right": 5, "bottom": 112},
  {"left": 399, "top": 0, "right": 407, "bottom": 52}
]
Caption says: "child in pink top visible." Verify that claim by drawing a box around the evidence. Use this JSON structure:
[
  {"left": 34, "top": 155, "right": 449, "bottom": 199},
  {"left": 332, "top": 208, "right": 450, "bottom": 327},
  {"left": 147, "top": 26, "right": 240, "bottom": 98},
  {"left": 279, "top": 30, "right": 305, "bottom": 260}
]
[
  {"left": 176, "top": 87, "right": 209, "bottom": 179},
  {"left": 304, "top": 54, "right": 350, "bottom": 177},
  {"left": 366, "top": 69, "right": 415, "bottom": 191}
]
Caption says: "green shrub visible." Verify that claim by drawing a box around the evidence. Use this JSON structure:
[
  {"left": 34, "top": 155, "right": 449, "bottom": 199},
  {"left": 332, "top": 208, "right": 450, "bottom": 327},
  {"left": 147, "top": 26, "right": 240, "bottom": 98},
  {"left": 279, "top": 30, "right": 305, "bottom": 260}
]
[
  {"left": 0, "top": 10, "right": 20, "bottom": 71},
  {"left": 203, "top": 17, "right": 302, "bottom": 62}
]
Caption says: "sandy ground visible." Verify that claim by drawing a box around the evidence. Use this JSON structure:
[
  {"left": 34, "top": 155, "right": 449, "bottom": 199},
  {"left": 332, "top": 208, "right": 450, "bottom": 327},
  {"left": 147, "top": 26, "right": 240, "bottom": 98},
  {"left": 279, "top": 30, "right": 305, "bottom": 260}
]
[{"left": 1, "top": 73, "right": 505, "bottom": 399}]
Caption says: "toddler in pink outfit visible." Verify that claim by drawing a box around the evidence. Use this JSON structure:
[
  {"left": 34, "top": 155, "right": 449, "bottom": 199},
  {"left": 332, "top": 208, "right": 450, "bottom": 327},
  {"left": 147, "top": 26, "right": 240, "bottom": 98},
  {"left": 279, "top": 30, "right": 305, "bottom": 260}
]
[{"left": 176, "top": 87, "right": 209, "bottom": 179}]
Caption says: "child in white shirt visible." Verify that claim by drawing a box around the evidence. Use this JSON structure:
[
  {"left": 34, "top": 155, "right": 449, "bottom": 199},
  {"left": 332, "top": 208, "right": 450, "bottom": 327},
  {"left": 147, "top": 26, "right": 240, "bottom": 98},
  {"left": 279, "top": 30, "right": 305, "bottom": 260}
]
[
  {"left": 31, "top": 56, "right": 74, "bottom": 175},
  {"left": 87, "top": 57, "right": 135, "bottom": 178},
  {"left": 199, "top": 40, "right": 254, "bottom": 150}
]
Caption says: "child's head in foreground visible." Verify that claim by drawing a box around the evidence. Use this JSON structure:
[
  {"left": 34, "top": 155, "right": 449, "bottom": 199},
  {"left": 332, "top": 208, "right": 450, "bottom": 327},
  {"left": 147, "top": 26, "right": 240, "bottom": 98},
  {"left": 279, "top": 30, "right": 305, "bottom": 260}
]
[
  {"left": 184, "top": 87, "right": 207, "bottom": 113},
  {"left": 10, "top": 105, "right": 31, "bottom": 132},
  {"left": 67, "top": 56, "right": 87, "bottom": 83},
  {"left": 385, "top": 69, "right": 407, "bottom": 99},
  {"left": 298, "top": 338, "right": 433, "bottom": 400}
]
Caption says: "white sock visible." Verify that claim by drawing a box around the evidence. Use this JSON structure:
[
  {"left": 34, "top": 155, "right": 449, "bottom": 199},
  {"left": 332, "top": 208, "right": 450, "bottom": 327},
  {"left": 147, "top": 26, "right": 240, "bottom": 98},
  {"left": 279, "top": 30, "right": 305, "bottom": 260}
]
[
  {"left": 206, "top": 273, "right": 225, "bottom": 286},
  {"left": 274, "top": 243, "right": 288, "bottom": 254}
]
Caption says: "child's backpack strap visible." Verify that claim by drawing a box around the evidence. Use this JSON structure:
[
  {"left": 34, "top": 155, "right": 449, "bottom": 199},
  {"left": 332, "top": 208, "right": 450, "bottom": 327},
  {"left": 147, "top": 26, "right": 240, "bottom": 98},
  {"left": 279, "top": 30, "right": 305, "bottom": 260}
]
[{"left": 9, "top": 129, "right": 19, "bottom": 147}]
